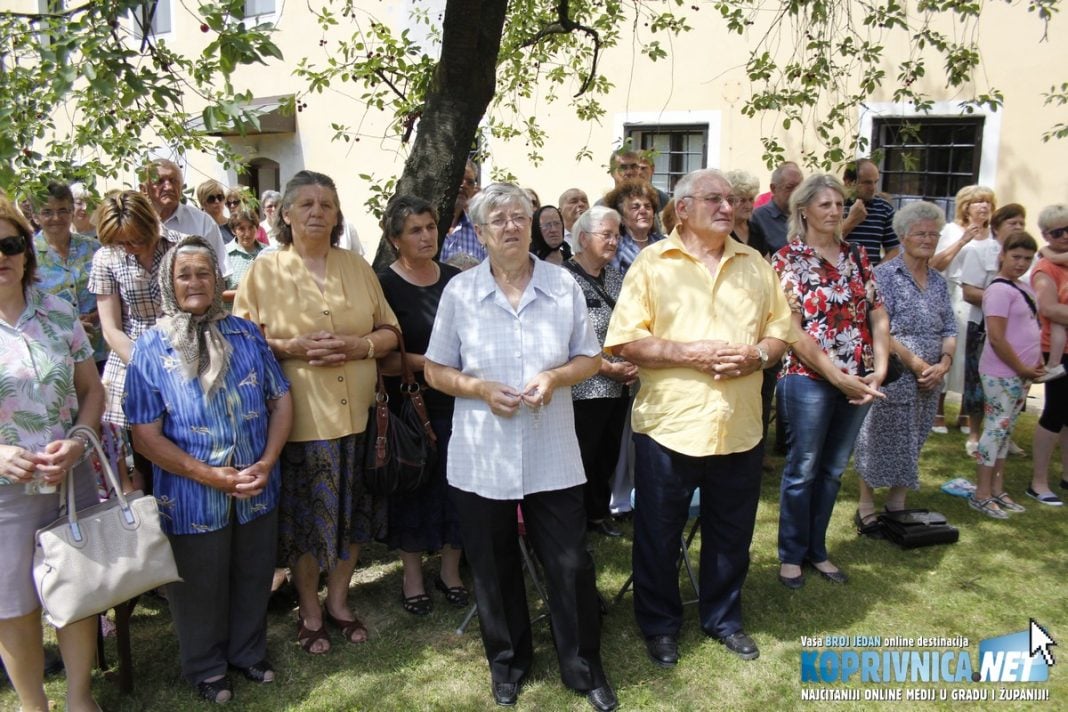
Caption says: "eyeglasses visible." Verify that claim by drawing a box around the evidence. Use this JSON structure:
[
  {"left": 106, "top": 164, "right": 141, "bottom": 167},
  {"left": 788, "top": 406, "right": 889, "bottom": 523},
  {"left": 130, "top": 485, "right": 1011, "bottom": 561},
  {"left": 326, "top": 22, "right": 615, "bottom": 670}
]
[
  {"left": 205, "top": 194, "right": 225, "bottom": 204},
  {"left": 685, "top": 194, "right": 738, "bottom": 208},
  {"left": 462, "top": 178, "right": 479, "bottom": 188},
  {"left": 627, "top": 202, "right": 654, "bottom": 213},
  {"left": 539, "top": 221, "right": 563, "bottom": 231},
  {"left": 483, "top": 215, "right": 530, "bottom": 230},
  {"left": 0, "top": 235, "right": 27, "bottom": 256},
  {"left": 225, "top": 200, "right": 241, "bottom": 208},
  {"left": 907, "top": 231, "right": 941, "bottom": 240},
  {"left": 1046, "top": 226, "right": 1068, "bottom": 239},
  {"left": 587, "top": 230, "right": 619, "bottom": 242},
  {"left": 38, "top": 208, "right": 71, "bottom": 220}
]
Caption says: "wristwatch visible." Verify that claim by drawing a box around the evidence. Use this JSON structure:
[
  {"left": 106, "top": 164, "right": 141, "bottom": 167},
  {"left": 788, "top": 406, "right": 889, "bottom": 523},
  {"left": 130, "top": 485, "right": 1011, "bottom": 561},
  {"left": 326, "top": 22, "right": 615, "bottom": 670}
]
[{"left": 755, "top": 345, "right": 769, "bottom": 367}]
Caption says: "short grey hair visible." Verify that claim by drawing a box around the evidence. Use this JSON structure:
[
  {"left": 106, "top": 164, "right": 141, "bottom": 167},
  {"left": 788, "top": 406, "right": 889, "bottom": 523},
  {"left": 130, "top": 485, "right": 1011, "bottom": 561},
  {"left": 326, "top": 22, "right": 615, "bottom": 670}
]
[
  {"left": 788, "top": 173, "right": 846, "bottom": 242},
  {"left": 260, "top": 189, "right": 281, "bottom": 205},
  {"left": 572, "top": 206, "right": 621, "bottom": 255},
  {"left": 893, "top": 201, "right": 945, "bottom": 240},
  {"left": 1038, "top": 204, "right": 1068, "bottom": 232},
  {"left": 673, "top": 168, "right": 731, "bottom": 203},
  {"left": 467, "top": 183, "right": 532, "bottom": 226},
  {"left": 724, "top": 170, "right": 759, "bottom": 198}
]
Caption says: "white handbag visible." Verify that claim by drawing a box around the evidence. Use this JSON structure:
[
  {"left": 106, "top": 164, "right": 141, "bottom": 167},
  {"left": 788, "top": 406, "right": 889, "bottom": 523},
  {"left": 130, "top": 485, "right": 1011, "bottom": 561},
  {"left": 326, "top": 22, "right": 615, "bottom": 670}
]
[{"left": 33, "top": 425, "right": 181, "bottom": 627}]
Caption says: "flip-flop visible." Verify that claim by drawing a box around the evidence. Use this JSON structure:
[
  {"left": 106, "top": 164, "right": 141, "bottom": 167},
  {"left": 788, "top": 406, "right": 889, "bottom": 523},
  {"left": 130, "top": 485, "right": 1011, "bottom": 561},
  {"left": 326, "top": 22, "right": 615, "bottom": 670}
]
[
  {"left": 324, "top": 610, "right": 369, "bottom": 643},
  {"left": 296, "top": 618, "right": 331, "bottom": 655}
]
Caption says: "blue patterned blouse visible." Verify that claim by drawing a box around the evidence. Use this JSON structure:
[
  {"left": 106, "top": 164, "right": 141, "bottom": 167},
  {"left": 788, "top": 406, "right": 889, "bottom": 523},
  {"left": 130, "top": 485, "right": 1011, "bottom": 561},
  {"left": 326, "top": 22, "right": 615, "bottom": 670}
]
[
  {"left": 33, "top": 233, "right": 106, "bottom": 361},
  {"left": 123, "top": 315, "right": 290, "bottom": 535}
]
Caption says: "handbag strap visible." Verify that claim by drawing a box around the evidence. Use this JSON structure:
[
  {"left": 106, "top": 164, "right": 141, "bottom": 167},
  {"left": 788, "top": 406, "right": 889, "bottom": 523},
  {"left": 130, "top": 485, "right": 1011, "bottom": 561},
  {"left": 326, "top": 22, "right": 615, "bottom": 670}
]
[
  {"left": 989, "top": 277, "right": 1038, "bottom": 318},
  {"left": 64, "top": 425, "right": 135, "bottom": 542},
  {"left": 563, "top": 259, "right": 617, "bottom": 308},
  {"left": 371, "top": 324, "right": 437, "bottom": 446}
]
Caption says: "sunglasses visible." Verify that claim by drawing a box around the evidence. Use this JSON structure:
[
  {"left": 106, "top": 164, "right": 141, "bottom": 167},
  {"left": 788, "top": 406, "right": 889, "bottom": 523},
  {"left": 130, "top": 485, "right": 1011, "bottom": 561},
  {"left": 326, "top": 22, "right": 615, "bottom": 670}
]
[
  {"left": 205, "top": 194, "right": 225, "bottom": 204},
  {"left": 225, "top": 200, "right": 241, "bottom": 208},
  {"left": 1047, "top": 226, "right": 1068, "bottom": 239},
  {"left": 0, "top": 235, "right": 27, "bottom": 256}
]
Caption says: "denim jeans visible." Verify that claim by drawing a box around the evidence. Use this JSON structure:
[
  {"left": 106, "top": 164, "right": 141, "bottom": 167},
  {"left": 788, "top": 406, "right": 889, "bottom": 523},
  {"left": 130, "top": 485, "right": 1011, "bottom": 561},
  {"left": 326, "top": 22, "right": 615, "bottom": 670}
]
[{"left": 777, "top": 374, "right": 871, "bottom": 565}]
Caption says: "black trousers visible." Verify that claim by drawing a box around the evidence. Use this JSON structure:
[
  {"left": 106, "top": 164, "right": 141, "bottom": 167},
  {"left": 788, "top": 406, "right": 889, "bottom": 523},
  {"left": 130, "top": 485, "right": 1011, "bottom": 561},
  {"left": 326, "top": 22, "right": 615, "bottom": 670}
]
[
  {"left": 632, "top": 435, "right": 763, "bottom": 639},
  {"left": 166, "top": 507, "right": 278, "bottom": 684},
  {"left": 574, "top": 396, "right": 629, "bottom": 522},
  {"left": 450, "top": 484, "right": 606, "bottom": 691}
]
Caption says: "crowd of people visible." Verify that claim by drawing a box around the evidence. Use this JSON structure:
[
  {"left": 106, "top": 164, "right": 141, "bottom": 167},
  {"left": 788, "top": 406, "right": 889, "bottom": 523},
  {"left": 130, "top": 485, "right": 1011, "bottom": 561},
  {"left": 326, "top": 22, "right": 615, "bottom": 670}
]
[{"left": 1, "top": 146, "right": 1066, "bottom": 711}]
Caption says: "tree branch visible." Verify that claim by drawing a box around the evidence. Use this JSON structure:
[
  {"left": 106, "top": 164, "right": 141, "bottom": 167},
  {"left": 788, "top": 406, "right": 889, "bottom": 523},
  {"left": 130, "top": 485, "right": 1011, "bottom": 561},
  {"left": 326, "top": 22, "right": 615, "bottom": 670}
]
[
  {"left": 0, "top": 1, "right": 97, "bottom": 21},
  {"left": 520, "top": 0, "right": 601, "bottom": 97}
]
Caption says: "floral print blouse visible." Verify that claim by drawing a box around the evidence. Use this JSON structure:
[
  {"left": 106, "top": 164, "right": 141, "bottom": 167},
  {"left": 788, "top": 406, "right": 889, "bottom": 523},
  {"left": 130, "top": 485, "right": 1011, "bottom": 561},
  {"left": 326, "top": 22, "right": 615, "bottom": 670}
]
[
  {"left": 0, "top": 288, "right": 93, "bottom": 489},
  {"left": 772, "top": 240, "right": 883, "bottom": 380}
]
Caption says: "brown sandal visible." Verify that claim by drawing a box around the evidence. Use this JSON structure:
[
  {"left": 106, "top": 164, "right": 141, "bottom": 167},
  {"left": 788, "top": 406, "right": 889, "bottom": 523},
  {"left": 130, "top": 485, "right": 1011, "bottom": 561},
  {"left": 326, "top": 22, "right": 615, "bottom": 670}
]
[
  {"left": 324, "top": 610, "right": 369, "bottom": 644},
  {"left": 296, "top": 618, "right": 331, "bottom": 655}
]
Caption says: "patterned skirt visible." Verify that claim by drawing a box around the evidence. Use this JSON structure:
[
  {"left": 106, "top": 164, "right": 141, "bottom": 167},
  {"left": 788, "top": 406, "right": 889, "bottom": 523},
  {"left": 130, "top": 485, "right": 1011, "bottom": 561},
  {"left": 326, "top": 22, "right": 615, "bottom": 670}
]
[{"left": 277, "top": 433, "right": 386, "bottom": 572}]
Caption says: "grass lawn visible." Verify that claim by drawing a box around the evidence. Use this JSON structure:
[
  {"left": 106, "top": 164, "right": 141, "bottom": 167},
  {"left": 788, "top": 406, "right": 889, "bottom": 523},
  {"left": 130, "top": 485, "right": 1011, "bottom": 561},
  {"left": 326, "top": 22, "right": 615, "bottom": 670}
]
[{"left": 7, "top": 401, "right": 1066, "bottom": 711}]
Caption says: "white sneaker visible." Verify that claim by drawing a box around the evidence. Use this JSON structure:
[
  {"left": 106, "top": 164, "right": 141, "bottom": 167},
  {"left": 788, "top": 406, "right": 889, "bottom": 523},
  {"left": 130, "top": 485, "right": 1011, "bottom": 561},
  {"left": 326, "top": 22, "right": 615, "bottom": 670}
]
[
  {"left": 1007, "top": 439, "right": 1026, "bottom": 457},
  {"left": 1036, "top": 364, "right": 1066, "bottom": 383},
  {"left": 965, "top": 441, "right": 978, "bottom": 457},
  {"left": 931, "top": 425, "right": 949, "bottom": 434}
]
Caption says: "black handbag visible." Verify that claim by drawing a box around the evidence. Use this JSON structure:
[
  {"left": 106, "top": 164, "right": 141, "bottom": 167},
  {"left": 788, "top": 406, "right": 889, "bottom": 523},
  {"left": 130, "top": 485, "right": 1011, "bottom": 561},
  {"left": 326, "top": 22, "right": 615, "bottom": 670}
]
[
  {"left": 362, "top": 324, "right": 438, "bottom": 495},
  {"left": 876, "top": 509, "right": 959, "bottom": 549}
]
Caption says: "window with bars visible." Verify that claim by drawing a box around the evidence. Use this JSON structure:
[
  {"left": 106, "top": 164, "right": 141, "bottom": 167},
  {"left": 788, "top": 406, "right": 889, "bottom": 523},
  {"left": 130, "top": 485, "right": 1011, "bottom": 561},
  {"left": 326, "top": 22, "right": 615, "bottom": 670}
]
[
  {"left": 873, "top": 117, "right": 983, "bottom": 218},
  {"left": 624, "top": 124, "right": 708, "bottom": 195},
  {"left": 37, "top": 0, "right": 64, "bottom": 46}
]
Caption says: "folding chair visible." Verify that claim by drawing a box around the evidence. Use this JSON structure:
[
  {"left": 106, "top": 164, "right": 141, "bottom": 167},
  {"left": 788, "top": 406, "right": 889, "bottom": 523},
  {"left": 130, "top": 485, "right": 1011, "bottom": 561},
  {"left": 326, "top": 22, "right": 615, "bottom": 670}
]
[
  {"left": 613, "top": 488, "right": 701, "bottom": 606},
  {"left": 455, "top": 505, "right": 551, "bottom": 635}
]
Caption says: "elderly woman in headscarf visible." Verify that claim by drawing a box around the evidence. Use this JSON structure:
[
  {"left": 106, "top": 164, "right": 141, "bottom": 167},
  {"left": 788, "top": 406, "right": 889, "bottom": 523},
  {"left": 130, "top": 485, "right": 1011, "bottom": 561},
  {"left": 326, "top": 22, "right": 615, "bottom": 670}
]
[{"left": 124, "top": 236, "right": 293, "bottom": 705}]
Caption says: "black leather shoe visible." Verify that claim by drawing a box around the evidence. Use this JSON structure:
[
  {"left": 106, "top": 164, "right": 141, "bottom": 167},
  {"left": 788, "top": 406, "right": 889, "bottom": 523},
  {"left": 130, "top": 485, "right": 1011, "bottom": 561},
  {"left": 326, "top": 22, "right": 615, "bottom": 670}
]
[
  {"left": 587, "top": 683, "right": 619, "bottom": 712},
  {"left": 720, "top": 631, "right": 760, "bottom": 660},
  {"left": 645, "top": 634, "right": 679, "bottom": 667},
  {"left": 778, "top": 572, "right": 804, "bottom": 590},
  {"left": 590, "top": 519, "right": 623, "bottom": 538},
  {"left": 492, "top": 681, "right": 519, "bottom": 706},
  {"left": 807, "top": 561, "right": 848, "bottom": 584}
]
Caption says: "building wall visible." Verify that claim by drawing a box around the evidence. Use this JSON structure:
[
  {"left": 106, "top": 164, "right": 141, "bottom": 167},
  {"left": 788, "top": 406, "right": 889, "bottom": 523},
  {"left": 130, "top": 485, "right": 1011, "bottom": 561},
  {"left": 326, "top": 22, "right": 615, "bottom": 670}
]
[{"left": 23, "top": 1, "right": 1068, "bottom": 249}]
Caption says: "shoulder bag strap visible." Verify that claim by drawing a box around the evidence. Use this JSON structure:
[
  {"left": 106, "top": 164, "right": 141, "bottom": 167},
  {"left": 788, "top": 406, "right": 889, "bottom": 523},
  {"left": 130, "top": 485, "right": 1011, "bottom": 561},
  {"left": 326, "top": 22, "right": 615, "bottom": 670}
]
[
  {"left": 989, "top": 277, "right": 1038, "bottom": 318},
  {"left": 372, "top": 323, "right": 436, "bottom": 445},
  {"left": 563, "top": 259, "right": 616, "bottom": 308}
]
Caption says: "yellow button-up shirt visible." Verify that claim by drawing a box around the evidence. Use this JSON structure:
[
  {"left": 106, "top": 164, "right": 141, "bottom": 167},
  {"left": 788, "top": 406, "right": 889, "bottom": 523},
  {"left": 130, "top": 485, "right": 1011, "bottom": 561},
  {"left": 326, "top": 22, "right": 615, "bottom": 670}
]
[
  {"left": 604, "top": 231, "right": 793, "bottom": 457},
  {"left": 233, "top": 246, "right": 398, "bottom": 443}
]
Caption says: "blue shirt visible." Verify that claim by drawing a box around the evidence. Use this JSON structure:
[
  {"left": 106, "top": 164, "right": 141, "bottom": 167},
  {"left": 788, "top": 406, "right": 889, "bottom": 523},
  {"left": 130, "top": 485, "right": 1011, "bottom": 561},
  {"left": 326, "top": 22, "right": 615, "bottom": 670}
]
[
  {"left": 33, "top": 233, "right": 105, "bottom": 361},
  {"left": 439, "top": 213, "right": 485, "bottom": 263},
  {"left": 610, "top": 229, "right": 665, "bottom": 275},
  {"left": 124, "top": 315, "right": 290, "bottom": 535},
  {"left": 845, "top": 196, "right": 899, "bottom": 265}
]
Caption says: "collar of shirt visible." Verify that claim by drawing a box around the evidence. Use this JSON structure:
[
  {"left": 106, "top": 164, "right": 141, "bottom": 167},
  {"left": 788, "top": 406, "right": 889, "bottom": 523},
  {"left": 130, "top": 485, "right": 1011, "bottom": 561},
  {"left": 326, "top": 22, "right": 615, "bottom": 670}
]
[
  {"left": 228, "top": 242, "right": 262, "bottom": 257},
  {"left": 473, "top": 256, "right": 561, "bottom": 310},
  {"left": 448, "top": 211, "right": 474, "bottom": 235},
  {"left": 659, "top": 227, "right": 750, "bottom": 272}
]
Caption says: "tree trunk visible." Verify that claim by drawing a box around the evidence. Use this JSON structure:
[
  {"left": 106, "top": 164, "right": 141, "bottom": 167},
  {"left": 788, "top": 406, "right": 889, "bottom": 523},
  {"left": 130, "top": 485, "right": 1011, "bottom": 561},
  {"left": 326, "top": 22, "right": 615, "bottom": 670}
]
[{"left": 371, "top": 0, "right": 509, "bottom": 270}]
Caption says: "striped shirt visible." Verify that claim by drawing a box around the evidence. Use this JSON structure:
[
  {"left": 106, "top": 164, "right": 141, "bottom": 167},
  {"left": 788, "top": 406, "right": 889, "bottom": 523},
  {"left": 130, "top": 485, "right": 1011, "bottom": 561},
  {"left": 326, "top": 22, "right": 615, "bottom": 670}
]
[
  {"left": 844, "top": 196, "right": 899, "bottom": 266},
  {"left": 123, "top": 315, "right": 290, "bottom": 535}
]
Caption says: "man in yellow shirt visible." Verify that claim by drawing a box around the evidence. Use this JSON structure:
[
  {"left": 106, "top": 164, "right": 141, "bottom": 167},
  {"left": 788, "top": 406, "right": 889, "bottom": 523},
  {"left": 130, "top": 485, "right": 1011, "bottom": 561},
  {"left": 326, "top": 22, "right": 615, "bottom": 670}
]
[{"left": 604, "top": 168, "right": 793, "bottom": 666}]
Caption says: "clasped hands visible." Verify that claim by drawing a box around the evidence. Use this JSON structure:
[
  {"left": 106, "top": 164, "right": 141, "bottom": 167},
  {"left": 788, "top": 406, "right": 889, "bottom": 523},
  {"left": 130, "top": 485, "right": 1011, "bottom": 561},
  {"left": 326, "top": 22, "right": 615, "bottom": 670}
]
[
  {"left": 480, "top": 372, "right": 556, "bottom": 418},
  {"left": 293, "top": 331, "right": 353, "bottom": 367},
  {"left": 205, "top": 461, "right": 271, "bottom": 499},
  {"left": 0, "top": 440, "right": 86, "bottom": 488},
  {"left": 684, "top": 340, "right": 763, "bottom": 380}
]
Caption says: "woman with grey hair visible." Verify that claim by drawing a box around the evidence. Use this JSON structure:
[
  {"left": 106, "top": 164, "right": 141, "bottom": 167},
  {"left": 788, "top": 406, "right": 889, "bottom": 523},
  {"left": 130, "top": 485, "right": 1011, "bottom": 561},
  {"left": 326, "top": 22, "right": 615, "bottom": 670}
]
[
  {"left": 424, "top": 183, "right": 617, "bottom": 710},
  {"left": 125, "top": 236, "right": 293, "bottom": 703},
  {"left": 565, "top": 206, "right": 637, "bottom": 538},
  {"left": 259, "top": 189, "right": 282, "bottom": 246},
  {"left": 234, "top": 171, "right": 399, "bottom": 655},
  {"left": 725, "top": 169, "right": 770, "bottom": 256},
  {"left": 772, "top": 173, "right": 889, "bottom": 588},
  {"left": 853, "top": 202, "right": 957, "bottom": 529},
  {"left": 376, "top": 195, "right": 465, "bottom": 616}
]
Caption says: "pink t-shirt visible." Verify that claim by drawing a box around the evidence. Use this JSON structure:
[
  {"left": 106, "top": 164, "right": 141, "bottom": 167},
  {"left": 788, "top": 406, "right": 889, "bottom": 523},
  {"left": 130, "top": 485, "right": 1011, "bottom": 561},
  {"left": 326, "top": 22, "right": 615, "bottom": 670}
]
[{"left": 979, "top": 280, "right": 1042, "bottom": 378}]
